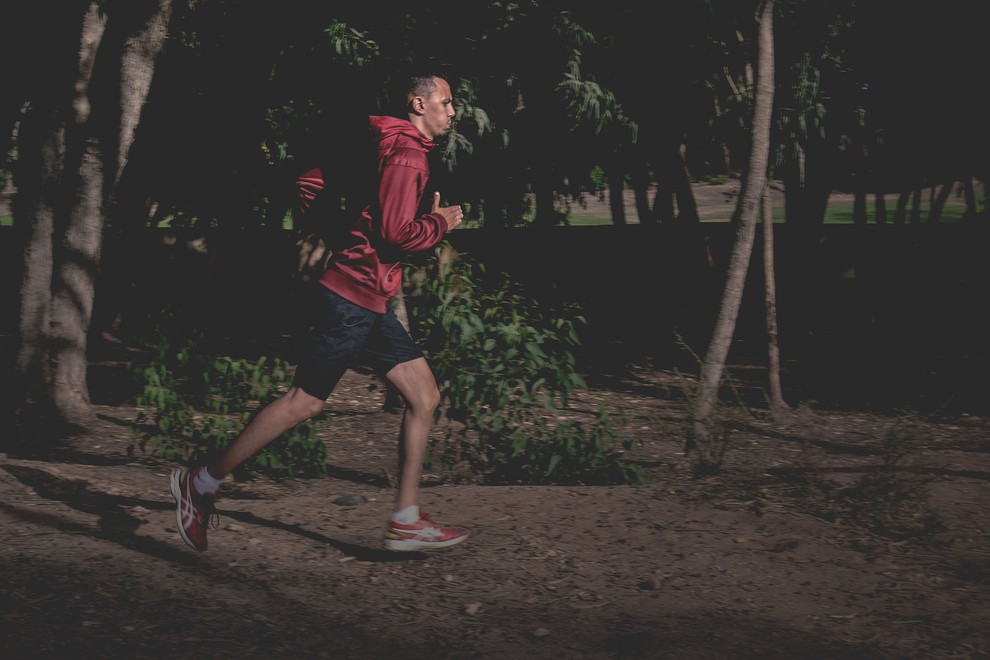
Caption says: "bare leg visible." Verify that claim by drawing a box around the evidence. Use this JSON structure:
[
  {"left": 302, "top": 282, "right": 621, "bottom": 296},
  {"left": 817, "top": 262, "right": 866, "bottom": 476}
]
[
  {"left": 383, "top": 357, "right": 441, "bottom": 512},
  {"left": 208, "top": 386, "right": 326, "bottom": 480}
]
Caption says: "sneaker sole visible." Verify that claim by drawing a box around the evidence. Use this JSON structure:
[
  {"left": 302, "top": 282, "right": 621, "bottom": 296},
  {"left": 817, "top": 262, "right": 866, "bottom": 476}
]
[
  {"left": 170, "top": 468, "right": 204, "bottom": 552},
  {"left": 383, "top": 534, "right": 468, "bottom": 551}
]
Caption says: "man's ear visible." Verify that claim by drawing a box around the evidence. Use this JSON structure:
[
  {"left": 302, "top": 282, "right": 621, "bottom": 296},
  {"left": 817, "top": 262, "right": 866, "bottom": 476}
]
[{"left": 411, "top": 96, "right": 426, "bottom": 115}]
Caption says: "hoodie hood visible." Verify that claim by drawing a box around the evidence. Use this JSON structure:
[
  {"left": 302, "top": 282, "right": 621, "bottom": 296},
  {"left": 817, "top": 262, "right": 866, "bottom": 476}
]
[{"left": 368, "top": 115, "right": 434, "bottom": 150}]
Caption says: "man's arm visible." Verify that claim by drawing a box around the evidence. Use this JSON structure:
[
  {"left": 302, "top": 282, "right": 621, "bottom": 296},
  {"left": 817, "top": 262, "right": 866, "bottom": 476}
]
[{"left": 377, "top": 153, "right": 459, "bottom": 250}]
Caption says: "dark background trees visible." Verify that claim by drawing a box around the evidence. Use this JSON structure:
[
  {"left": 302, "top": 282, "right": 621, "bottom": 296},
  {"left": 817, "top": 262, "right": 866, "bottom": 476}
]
[{"left": 4, "top": 0, "right": 987, "bottom": 436}]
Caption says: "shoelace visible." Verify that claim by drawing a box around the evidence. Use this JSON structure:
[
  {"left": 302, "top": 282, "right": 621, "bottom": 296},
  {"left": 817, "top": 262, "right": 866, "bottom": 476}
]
[{"left": 197, "top": 494, "right": 221, "bottom": 530}]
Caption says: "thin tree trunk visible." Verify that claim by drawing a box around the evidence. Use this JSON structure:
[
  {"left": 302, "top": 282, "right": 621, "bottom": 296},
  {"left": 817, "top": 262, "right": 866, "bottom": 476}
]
[
  {"left": 853, "top": 190, "right": 867, "bottom": 224},
  {"left": 630, "top": 156, "right": 656, "bottom": 225},
  {"left": 652, "top": 140, "right": 678, "bottom": 224},
  {"left": 874, "top": 192, "right": 887, "bottom": 224},
  {"left": 692, "top": 0, "right": 775, "bottom": 450},
  {"left": 606, "top": 164, "right": 627, "bottom": 225},
  {"left": 927, "top": 180, "right": 954, "bottom": 223},
  {"left": 532, "top": 179, "right": 558, "bottom": 228},
  {"left": 761, "top": 185, "right": 787, "bottom": 414},
  {"left": 673, "top": 139, "right": 700, "bottom": 224},
  {"left": 893, "top": 191, "right": 909, "bottom": 224},
  {"left": 910, "top": 188, "right": 922, "bottom": 223},
  {"left": 962, "top": 177, "right": 977, "bottom": 219}
]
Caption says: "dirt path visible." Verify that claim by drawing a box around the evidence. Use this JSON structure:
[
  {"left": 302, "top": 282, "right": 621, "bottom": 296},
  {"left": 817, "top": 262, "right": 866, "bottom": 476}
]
[{"left": 2, "top": 367, "right": 989, "bottom": 658}]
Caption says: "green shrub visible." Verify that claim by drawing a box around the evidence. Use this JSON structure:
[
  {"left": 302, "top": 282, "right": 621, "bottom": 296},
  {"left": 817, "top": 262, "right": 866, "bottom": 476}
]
[
  {"left": 408, "top": 244, "right": 644, "bottom": 485},
  {"left": 129, "top": 330, "right": 326, "bottom": 479},
  {"left": 438, "top": 405, "right": 643, "bottom": 485}
]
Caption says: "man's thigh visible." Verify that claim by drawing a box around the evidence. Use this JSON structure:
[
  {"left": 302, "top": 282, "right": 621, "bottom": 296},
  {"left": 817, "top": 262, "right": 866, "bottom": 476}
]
[
  {"left": 361, "top": 305, "right": 424, "bottom": 376},
  {"left": 293, "top": 287, "right": 376, "bottom": 400}
]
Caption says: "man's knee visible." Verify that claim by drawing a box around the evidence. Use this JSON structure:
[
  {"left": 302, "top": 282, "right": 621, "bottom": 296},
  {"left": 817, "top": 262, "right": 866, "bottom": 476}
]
[
  {"left": 286, "top": 387, "right": 326, "bottom": 420},
  {"left": 399, "top": 380, "right": 440, "bottom": 413},
  {"left": 421, "top": 382, "right": 441, "bottom": 411},
  {"left": 386, "top": 359, "right": 441, "bottom": 410}
]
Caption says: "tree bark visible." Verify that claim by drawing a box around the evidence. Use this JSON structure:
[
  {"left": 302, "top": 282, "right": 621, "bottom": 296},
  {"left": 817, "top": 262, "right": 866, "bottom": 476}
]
[
  {"left": 629, "top": 157, "right": 657, "bottom": 225},
  {"left": 927, "top": 180, "right": 954, "bottom": 223},
  {"left": 692, "top": 0, "right": 775, "bottom": 449},
  {"left": 893, "top": 190, "right": 909, "bottom": 224},
  {"left": 962, "top": 177, "right": 978, "bottom": 219},
  {"left": 874, "top": 192, "right": 887, "bottom": 224},
  {"left": 910, "top": 188, "right": 923, "bottom": 223},
  {"left": 12, "top": 0, "right": 173, "bottom": 435},
  {"left": 761, "top": 185, "right": 787, "bottom": 414},
  {"left": 673, "top": 139, "right": 700, "bottom": 224},
  {"left": 853, "top": 190, "right": 867, "bottom": 224},
  {"left": 606, "top": 165, "right": 627, "bottom": 225}
]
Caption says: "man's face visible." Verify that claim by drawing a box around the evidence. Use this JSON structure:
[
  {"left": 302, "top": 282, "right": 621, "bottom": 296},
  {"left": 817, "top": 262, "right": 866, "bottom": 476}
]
[{"left": 418, "top": 78, "right": 455, "bottom": 140}]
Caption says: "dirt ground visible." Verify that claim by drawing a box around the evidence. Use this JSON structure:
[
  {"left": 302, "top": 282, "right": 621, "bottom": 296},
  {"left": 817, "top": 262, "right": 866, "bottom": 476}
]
[
  {"left": 3, "top": 180, "right": 988, "bottom": 658},
  {"left": 2, "top": 361, "right": 989, "bottom": 659}
]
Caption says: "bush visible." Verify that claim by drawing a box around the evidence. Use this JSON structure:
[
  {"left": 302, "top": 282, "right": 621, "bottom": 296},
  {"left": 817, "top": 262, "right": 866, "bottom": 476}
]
[
  {"left": 129, "top": 330, "right": 327, "bottom": 479},
  {"left": 408, "top": 244, "right": 644, "bottom": 485}
]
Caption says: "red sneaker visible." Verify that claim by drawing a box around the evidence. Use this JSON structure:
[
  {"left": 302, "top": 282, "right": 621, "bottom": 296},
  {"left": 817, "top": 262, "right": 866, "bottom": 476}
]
[
  {"left": 384, "top": 511, "right": 468, "bottom": 551},
  {"left": 169, "top": 467, "right": 219, "bottom": 551}
]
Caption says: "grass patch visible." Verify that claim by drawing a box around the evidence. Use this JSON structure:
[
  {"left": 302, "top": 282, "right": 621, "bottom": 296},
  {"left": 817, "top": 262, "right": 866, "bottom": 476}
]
[{"left": 566, "top": 183, "right": 976, "bottom": 225}]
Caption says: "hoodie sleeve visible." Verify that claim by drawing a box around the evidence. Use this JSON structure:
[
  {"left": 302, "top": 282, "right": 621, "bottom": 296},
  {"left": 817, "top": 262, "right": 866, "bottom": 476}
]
[{"left": 376, "top": 146, "right": 447, "bottom": 252}]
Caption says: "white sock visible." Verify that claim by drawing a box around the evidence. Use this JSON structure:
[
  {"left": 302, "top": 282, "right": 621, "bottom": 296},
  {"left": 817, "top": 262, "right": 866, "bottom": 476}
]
[
  {"left": 391, "top": 505, "right": 420, "bottom": 525},
  {"left": 193, "top": 467, "right": 222, "bottom": 495}
]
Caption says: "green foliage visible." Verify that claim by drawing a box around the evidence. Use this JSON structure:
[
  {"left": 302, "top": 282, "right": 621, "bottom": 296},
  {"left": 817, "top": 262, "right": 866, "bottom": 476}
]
[
  {"left": 588, "top": 165, "right": 609, "bottom": 192},
  {"left": 324, "top": 22, "right": 380, "bottom": 67},
  {"left": 700, "top": 173, "right": 732, "bottom": 186},
  {"left": 437, "top": 405, "right": 643, "bottom": 486},
  {"left": 129, "top": 331, "right": 326, "bottom": 479},
  {"left": 408, "top": 244, "right": 643, "bottom": 485}
]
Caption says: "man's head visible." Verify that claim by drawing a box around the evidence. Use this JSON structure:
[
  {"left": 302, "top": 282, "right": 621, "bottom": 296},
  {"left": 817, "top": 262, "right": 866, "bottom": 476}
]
[{"left": 399, "top": 74, "right": 455, "bottom": 141}]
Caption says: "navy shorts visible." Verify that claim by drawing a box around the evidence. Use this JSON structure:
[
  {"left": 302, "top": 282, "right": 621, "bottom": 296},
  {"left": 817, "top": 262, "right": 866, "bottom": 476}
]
[{"left": 292, "top": 286, "right": 423, "bottom": 401}]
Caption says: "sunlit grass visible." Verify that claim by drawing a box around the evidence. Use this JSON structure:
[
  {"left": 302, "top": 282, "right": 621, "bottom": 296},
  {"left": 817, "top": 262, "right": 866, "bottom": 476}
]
[
  {"left": 564, "top": 183, "right": 977, "bottom": 226},
  {"left": 0, "top": 184, "right": 979, "bottom": 228}
]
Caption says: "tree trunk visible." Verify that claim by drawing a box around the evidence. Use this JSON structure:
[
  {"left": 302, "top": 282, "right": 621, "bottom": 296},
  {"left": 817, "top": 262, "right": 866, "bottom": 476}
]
[
  {"left": 12, "top": 0, "right": 173, "bottom": 436},
  {"left": 910, "top": 187, "right": 923, "bottom": 223},
  {"left": 531, "top": 173, "right": 559, "bottom": 228},
  {"left": 692, "top": 0, "right": 775, "bottom": 451},
  {"left": 761, "top": 185, "right": 787, "bottom": 414},
  {"left": 927, "top": 180, "right": 954, "bottom": 223},
  {"left": 673, "top": 138, "right": 700, "bottom": 224},
  {"left": 874, "top": 192, "right": 887, "bottom": 224},
  {"left": 629, "top": 157, "right": 657, "bottom": 225},
  {"left": 853, "top": 190, "right": 867, "bottom": 224},
  {"left": 14, "top": 150, "right": 59, "bottom": 423},
  {"left": 893, "top": 191, "right": 909, "bottom": 224},
  {"left": 606, "top": 165, "right": 627, "bottom": 225},
  {"left": 962, "top": 177, "right": 978, "bottom": 219}
]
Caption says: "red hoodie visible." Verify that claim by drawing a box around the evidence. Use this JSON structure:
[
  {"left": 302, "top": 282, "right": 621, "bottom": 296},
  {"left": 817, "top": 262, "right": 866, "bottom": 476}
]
[{"left": 319, "top": 115, "right": 448, "bottom": 313}]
